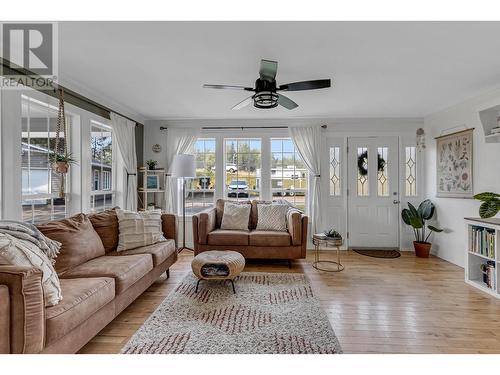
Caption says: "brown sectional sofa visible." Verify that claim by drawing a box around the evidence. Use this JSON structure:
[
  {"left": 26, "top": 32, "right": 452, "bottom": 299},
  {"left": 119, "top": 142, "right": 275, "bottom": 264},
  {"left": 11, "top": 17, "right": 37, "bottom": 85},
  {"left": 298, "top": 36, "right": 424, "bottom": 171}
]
[
  {"left": 192, "top": 199, "right": 308, "bottom": 260},
  {"left": 0, "top": 210, "right": 178, "bottom": 354}
]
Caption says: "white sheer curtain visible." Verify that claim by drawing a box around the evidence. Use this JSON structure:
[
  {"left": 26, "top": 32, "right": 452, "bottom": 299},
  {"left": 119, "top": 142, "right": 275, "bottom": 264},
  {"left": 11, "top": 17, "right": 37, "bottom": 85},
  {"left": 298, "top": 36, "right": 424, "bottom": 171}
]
[
  {"left": 164, "top": 128, "right": 200, "bottom": 213},
  {"left": 110, "top": 113, "right": 138, "bottom": 211},
  {"left": 289, "top": 126, "right": 322, "bottom": 235}
]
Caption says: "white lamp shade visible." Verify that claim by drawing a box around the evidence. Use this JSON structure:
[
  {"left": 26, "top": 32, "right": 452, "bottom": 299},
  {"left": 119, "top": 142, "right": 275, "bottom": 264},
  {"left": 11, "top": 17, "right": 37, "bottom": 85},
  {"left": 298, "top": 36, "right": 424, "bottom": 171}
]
[{"left": 171, "top": 154, "right": 196, "bottom": 178}]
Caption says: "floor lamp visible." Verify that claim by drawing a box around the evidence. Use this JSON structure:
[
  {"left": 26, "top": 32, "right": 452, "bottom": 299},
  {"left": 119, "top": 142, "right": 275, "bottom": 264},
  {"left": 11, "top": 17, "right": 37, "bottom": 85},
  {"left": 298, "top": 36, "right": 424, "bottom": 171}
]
[{"left": 171, "top": 154, "right": 196, "bottom": 252}]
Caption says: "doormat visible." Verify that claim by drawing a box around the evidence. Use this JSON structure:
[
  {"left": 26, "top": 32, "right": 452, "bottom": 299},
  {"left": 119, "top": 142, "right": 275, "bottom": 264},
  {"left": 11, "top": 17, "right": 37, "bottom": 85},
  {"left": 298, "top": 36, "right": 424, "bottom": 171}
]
[{"left": 352, "top": 249, "right": 401, "bottom": 259}]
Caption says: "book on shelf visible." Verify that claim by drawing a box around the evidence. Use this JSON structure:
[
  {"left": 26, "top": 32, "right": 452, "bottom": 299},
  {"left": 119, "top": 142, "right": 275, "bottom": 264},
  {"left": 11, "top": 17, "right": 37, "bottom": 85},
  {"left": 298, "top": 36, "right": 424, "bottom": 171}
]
[{"left": 469, "top": 225, "right": 496, "bottom": 259}]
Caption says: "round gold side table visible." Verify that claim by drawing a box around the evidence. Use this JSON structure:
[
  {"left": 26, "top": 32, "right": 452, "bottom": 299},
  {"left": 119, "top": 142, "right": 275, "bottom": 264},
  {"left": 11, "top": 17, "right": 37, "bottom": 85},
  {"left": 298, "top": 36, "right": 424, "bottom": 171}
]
[{"left": 312, "top": 235, "right": 344, "bottom": 272}]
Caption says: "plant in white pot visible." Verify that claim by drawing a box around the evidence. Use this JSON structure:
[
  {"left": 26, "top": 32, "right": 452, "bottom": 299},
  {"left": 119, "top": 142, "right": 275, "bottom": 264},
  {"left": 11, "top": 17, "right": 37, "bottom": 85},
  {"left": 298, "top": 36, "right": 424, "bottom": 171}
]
[{"left": 401, "top": 199, "right": 443, "bottom": 258}]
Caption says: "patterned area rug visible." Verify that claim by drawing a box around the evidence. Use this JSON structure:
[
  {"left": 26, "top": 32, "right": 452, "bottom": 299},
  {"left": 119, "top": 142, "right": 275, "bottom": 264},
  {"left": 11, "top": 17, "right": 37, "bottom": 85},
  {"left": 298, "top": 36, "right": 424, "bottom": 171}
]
[
  {"left": 121, "top": 272, "right": 342, "bottom": 354},
  {"left": 352, "top": 248, "right": 401, "bottom": 259}
]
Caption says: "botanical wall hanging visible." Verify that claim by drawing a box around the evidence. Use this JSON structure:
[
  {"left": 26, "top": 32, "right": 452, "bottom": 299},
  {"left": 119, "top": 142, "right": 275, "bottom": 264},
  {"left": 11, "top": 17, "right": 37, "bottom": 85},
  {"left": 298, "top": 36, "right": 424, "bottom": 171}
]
[{"left": 435, "top": 128, "right": 473, "bottom": 198}]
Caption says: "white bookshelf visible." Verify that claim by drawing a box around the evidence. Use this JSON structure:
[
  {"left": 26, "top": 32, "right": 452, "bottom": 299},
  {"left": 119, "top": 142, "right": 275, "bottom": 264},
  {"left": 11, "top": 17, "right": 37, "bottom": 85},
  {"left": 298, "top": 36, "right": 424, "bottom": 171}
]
[
  {"left": 138, "top": 167, "right": 165, "bottom": 210},
  {"left": 465, "top": 217, "right": 500, "bottom": 298}
]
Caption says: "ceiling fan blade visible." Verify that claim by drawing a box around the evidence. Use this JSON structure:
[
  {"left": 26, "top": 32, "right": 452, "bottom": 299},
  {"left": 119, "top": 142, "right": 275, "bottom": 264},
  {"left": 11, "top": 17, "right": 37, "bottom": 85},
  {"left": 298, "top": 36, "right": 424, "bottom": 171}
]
[
  {"left": 277, "top": 93, "right": 298, "bottom": 110},
  {"left": 203, "top": 84, "right": 254, "bottom": 91},
  {"left": 259, "top": 59, "right": 278, "bottom": 81},
  {"left": 231, "top": 95, "right": 254, "bottom": 110},
  {"left": 278, "top": 79, "right": 331, "bottom": 91}
]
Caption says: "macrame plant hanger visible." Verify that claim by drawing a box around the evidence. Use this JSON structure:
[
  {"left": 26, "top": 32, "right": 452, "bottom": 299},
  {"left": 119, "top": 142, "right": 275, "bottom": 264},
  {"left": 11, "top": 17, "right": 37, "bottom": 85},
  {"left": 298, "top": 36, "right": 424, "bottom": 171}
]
[{"left": 54, "top": 88, "right": 68, "bottom": 198}]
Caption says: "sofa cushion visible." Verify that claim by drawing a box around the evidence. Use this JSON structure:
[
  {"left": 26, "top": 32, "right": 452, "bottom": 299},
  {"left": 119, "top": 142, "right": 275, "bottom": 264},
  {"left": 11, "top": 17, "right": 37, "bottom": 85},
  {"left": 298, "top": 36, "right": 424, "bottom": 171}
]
[
  {"left": 249, "top": 230, "right": 291, "bottom": 247},
  {"left": 215, "top": 199, "right": 251, "bottom": 229},
  {"left": 116, "top": 209, "right": 165, "bottom": 251},
  {"left": 207, "top": 229, "right": 249, "bottom": 246},
  {"left": 108, "top": 239, "right": 176, "bottom": 266},
  {"left": 250, "top": 200, "right": 272, "bottom": 229},
  {"left": 45, "top": 277, "right": 115, "bottom": 345},
  {"left": 255, "top": 204, "right": 289, "bottom": 232},
  {"left": 60, "top": 254, "right": 153, "bottom": 294},
  {"left": 37, "top": 213, "right": 105, "bottom": 275},
  {"left": 220, "top": 203, "right": 251, "bottom": 231},
  {"left": 88, "top": 208, "right": 119, "bottom": 253}
]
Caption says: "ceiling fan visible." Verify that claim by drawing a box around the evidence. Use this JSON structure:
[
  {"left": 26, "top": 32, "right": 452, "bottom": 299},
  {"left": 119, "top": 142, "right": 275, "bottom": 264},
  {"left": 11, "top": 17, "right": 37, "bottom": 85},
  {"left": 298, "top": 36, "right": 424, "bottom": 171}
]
[{"left": 203, "top": 59, "right": 331, "bottom": 110}]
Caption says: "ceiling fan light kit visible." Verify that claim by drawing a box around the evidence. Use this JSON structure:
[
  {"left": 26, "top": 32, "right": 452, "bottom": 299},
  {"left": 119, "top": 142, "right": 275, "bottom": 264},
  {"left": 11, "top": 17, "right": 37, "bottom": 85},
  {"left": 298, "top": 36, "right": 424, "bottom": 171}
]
[{"left": 203, "top": 59, "right": 331, "bottom": 110}]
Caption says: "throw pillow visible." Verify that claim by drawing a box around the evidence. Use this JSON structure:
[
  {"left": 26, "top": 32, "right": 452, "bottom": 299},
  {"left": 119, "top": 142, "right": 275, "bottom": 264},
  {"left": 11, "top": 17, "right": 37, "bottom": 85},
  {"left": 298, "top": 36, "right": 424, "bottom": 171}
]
[
  {"left": 116, "top": 209, "right": 166, "bottom": 251},
  {"left": 89, "top": 207, "right": 120, "bottom": 253},
  {"left": 0, "top": 233, "right": 62, "bottom": 306},
  {"left": 220, "top": 202, "right": 251, "bottom": 231},
  {"left": 37, "top": 213, "right": 106, "bottom": 275},
  {"left": 256, "top": 204, "right": 289, "bottom": 232}
]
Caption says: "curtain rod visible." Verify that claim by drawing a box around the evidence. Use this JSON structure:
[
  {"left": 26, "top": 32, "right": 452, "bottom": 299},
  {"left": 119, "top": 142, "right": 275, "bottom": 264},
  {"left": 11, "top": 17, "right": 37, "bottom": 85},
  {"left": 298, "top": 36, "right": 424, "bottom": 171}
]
[
  {"left": 159, "top": 126, "right": 289, "bottom": 130},
  {"left": 1, "top": 58, "right": 143, "bottom": 126}
]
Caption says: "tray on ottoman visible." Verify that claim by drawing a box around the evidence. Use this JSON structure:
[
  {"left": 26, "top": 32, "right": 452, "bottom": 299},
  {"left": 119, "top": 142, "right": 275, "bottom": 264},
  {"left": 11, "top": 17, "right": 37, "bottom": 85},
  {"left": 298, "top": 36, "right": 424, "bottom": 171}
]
[{"left": 191, "top": 250, "right": 245, "bottom": 294}]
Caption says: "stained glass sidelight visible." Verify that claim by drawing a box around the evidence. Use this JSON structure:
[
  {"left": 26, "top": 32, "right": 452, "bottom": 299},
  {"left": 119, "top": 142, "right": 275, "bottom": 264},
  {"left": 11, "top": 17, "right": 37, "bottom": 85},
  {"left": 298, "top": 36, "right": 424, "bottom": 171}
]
[
  {"left": 377, "top": 147, "right": 389, "bottom": 196},
  {"left": 405, "top": 146, "right": 417, "bottom": 196},
  {"left": 357, "top": 147, "right": 369, "bottom": 196},
  {"left": 329, "top": 147, "right": 341, "bottom": 196}
]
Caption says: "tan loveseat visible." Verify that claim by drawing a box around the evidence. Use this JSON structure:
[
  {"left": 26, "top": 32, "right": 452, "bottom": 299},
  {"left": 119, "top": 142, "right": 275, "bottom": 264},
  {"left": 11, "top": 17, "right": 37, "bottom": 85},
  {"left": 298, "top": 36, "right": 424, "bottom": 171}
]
[
  {"left": 192, "top": 199, "right": 308, "bottom": 260},
  {"left": 0, "top": 209, "right": 178, "bottom": 354}
]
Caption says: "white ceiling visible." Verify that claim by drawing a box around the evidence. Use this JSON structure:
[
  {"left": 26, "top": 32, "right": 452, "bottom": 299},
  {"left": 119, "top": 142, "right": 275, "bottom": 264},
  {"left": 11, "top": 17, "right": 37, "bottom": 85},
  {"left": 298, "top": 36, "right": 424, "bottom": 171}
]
[{"left": 58, "top": 21, "right": 500, "bottom": 120}]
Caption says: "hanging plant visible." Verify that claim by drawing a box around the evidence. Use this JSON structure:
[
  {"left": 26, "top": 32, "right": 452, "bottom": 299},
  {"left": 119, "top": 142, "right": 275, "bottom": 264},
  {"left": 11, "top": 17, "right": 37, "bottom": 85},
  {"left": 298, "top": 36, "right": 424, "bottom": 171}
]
[
  {"left": 53, "top": 89, "right": 77, "bottom": 197},
  {"left": 357, "top": 151, "right": 386, "bottom": 176},
  {"left": 49, "top": 152, "right": 78, "bottom": 173}
]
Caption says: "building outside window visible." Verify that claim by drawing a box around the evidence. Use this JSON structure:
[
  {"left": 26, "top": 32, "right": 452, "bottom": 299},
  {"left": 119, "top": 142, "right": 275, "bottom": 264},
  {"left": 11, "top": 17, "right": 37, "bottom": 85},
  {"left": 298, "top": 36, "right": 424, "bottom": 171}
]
[
  {"left": 21, "top": 95, "right": 69, "bottom": 223},
  {"left": 270, "top": 138, "right": 307, "bottom": 210},
  {"left": 225, "top": 138, "right": 261, "bottom": 201},
  {"left": 90, "top": 122, "right": 114, "bottom": 212},
  {"left": 185, "top": 138, "right": 216, "bottom": 215}
]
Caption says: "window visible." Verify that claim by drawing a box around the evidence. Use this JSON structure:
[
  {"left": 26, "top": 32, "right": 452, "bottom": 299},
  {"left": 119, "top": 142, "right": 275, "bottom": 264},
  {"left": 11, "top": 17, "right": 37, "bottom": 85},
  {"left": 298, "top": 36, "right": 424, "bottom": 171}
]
[
  {"left": 185, "top": 138, "right": 216, "bottom": 215},
  {"left": 377, "top": 146, "right": 389, "bottom": 196},
  {"left": 90, "top": 122, "right": 114, "bottom": 212},
  {"left": 102, "top": 171, "right": 111, "bottom": 191},
  {"left": 329, "top": 146, "right": 341, "bottom": 196},
  {"left": 405, "top": 146, "right": 417, "bottom": 196},
  {"left": 225, "top": 138, "right": 261, "bottom": 201},
  {"left": 21, "top": 95, "right": 69, "bottom": 223},
  {"left": 357, "top": 147, "right": 369, "bottom": 196},
  {"left": 271, "top": 139, "right": 307, "bottom": 210}
]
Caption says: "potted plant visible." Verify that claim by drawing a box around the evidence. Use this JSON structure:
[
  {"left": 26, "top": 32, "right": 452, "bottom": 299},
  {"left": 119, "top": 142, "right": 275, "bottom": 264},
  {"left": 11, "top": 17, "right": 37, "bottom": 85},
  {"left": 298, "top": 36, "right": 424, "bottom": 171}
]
[
  {"left": 50, "top": 153, "right": 77, "bottom": 174},
  {"left": 323, "top": 228, "right": 342, "bottom": 245},
  {"left": 473, "top": 192, "right": 500, "bottom": 218},
  {"left": 146, "top": 159, "right": 158, "bottom": 170},
  {"left": 401, "top": 199, "right": 443, "bottom": 258}
]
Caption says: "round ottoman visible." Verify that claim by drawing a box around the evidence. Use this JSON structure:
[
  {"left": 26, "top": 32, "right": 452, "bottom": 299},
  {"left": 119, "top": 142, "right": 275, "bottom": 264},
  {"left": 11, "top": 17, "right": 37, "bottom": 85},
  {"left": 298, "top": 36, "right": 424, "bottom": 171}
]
[{"left": 191, "top": 250, "right": 245, "bottom": 294}]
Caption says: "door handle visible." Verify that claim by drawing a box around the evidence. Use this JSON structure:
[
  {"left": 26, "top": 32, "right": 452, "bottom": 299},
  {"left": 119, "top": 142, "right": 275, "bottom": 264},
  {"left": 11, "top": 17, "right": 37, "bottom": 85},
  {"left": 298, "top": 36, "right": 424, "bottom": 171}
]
[{"left": 393, "top": 200, "right": 400, "bottom": 204}]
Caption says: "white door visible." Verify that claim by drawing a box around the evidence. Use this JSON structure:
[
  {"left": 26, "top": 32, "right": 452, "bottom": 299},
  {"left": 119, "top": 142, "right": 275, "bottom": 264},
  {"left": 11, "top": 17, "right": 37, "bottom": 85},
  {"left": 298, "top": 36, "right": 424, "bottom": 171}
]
[{"left": 347, "top": 137, "right": 400, "bottom": 248}]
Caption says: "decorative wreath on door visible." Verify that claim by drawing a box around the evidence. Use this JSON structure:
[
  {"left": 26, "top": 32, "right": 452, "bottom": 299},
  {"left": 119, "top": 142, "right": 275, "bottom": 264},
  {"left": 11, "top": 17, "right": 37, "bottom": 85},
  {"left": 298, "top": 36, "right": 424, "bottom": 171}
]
[{"left": 357, "top": 151, "right": 386, "bottom": 176}]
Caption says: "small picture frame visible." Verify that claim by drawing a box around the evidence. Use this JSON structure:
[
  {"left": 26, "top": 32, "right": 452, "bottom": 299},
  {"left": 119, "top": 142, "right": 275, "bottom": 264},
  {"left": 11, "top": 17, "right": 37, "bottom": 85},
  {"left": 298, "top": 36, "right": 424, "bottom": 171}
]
[{"left": 146, "top": 175, "right": 159, "bottom": 190}]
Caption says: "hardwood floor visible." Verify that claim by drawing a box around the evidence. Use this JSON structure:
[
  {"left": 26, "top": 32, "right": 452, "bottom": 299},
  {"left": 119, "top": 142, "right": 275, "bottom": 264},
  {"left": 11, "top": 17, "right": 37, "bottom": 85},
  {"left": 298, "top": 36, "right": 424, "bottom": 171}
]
[{"left": 78, "top": 250, "right": 500, "bottom": 354}]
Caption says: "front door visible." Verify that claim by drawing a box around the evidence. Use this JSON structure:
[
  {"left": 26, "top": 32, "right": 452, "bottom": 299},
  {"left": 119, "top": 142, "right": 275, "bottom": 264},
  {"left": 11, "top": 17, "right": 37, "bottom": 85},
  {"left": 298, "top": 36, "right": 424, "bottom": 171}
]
[{"left": 347, "top": 137, "right": 400, "bottom": 248}]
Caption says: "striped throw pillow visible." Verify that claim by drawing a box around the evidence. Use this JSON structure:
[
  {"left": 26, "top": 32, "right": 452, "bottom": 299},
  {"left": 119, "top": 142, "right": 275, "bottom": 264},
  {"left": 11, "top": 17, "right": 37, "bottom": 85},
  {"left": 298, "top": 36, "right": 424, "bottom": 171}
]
[{"left": 116, "top": 209, "right": 166, "bottom": 251}]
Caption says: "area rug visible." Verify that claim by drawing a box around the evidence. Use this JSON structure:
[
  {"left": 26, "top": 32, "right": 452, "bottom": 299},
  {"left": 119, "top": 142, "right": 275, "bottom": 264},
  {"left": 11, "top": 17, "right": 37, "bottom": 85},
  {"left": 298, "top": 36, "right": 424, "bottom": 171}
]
[
  {"left": 121, "top": 272, "right": 342, "bottom": 354},
  {"left": 352, "top": 248, "right": 401, "bottom": 259}
]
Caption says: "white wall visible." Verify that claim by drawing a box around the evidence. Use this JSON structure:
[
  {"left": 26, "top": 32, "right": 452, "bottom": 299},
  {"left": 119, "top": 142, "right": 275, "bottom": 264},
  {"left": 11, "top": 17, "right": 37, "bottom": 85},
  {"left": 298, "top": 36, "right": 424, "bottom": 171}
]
[
  {"left": 143, "top": 117, "right": 423, "bottom": 249},
  {"left": 424, "top": 88, "right": 500, "bottom": 267}
]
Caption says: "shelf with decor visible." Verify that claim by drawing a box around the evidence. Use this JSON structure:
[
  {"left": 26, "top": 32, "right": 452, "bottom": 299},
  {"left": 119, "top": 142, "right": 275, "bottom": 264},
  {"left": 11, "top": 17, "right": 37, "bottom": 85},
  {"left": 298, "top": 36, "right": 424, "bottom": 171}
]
[
  {"left": 478, "top": 105, "right": 500, "bottom": 143},
  {"left": 138, "top": 167, "right": 165, "bottom": 211},
  {"left": 465, "top": 217, "right": 500, "bottom": 298}
]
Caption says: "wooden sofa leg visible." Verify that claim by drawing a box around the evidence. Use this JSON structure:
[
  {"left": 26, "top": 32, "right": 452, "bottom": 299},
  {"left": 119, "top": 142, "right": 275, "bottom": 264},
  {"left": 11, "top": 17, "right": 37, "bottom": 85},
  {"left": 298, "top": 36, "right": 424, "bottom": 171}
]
[
  {"left": 288, "top": 260, "right": 292, "bottom": 269},
  {"left": 166, "top": 269, "right": 170, "bottom": 279}
]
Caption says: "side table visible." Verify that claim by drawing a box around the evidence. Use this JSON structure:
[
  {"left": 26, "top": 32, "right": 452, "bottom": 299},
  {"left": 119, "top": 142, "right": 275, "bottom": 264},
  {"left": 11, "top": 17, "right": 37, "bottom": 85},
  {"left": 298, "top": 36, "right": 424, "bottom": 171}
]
[{"left": 312, "top": 234, "right": 344, "bottom": 272}]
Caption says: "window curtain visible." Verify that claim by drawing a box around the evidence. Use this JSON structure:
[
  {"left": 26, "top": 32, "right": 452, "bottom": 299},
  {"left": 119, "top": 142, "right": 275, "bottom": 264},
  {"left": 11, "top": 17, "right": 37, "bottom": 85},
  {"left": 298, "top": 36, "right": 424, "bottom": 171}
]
[
  {"left": 110, "top": 113, "right": 137, "bottom": 211},
  {"left": 164, "top": 128, "right": 200, "bottom": 213},
  {"left": 289, "top": 126, "right": 322, "bottom": 235}
]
